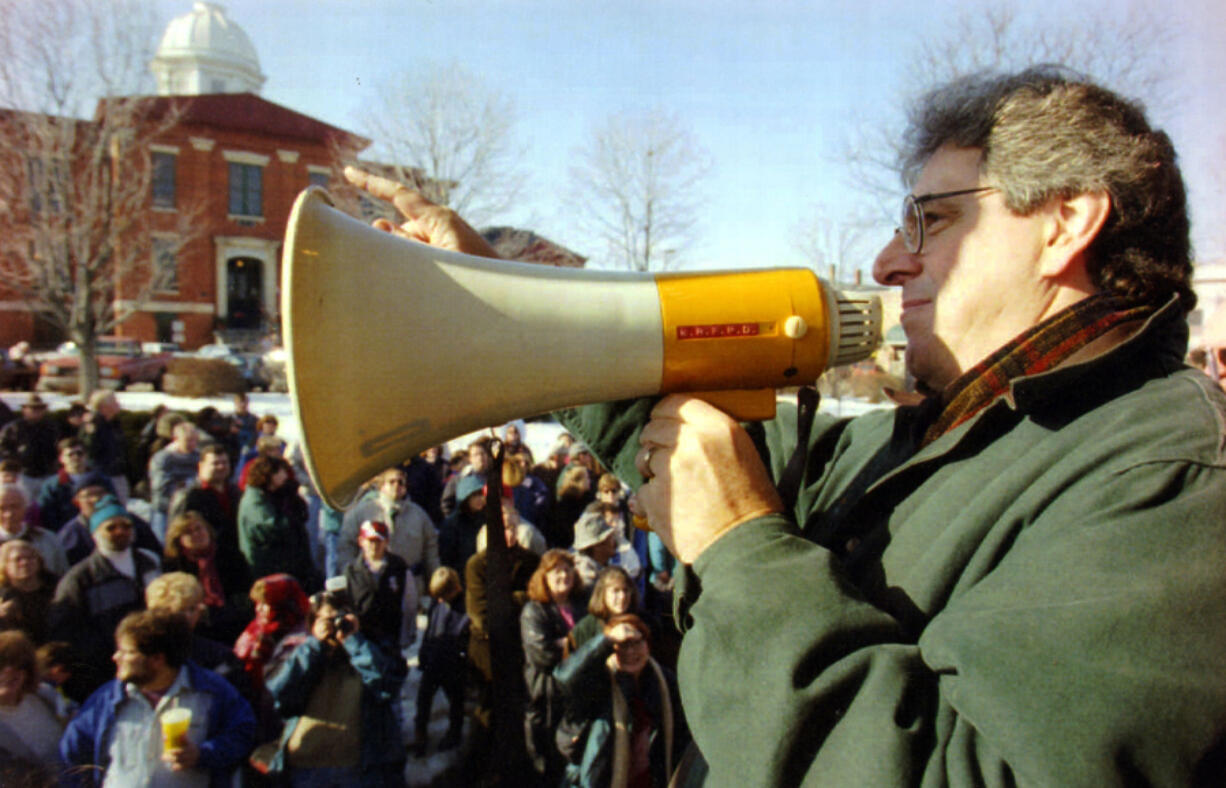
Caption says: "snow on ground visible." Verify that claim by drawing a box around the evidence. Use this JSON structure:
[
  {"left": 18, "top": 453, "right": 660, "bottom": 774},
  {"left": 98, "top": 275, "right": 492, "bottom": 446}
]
[
  {"left": 0, "top": 389, "right": 570, "bottom": 465},
  {"left": 0, "top": 388, "right": 887, "bottom": 462}
]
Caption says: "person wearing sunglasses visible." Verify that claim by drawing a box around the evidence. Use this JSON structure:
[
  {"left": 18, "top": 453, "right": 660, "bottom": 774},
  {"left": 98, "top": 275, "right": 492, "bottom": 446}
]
[
  {"left": 35, "top": 438, "right": 94, "bottom": 533},
  {"left": 344, "top": 66, "right": 1225, "bottom": 786}
]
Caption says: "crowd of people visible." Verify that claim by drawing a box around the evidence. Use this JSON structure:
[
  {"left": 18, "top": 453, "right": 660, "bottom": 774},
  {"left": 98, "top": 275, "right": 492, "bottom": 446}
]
[
  {"left": 4, "top": 59, "right": 1214, "bottom": 788},
  {"left": 0, "top": 388, "right": 688, "bottom": 786}
]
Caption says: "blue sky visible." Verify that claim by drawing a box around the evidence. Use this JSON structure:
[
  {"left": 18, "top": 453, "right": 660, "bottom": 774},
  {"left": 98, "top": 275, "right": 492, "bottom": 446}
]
[{"left": 155, "top": 0, "right": 1225, "bottom": 274}]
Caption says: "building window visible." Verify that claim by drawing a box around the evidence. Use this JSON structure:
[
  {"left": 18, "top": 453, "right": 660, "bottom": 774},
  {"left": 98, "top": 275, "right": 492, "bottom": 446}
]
[
  {"left": 152, "top": 151, "right": 176, "bottom": 209},
  {"left": 308, "top": 170, "right": 329, "bottom": 189},
  {"left": 152, "top": 237, "right": 179, "bottom": 292},
  {"left": 228, "top": 162, "right": 263, "bottom": 217},
  {"left": 26, "top": 155, "right": 67, "bottom": 214}
]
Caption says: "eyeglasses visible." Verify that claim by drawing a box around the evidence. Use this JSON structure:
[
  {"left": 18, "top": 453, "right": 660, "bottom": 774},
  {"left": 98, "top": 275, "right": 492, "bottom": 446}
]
[{"left": 898, "top": 187, "right": 996, "bottom": 255}]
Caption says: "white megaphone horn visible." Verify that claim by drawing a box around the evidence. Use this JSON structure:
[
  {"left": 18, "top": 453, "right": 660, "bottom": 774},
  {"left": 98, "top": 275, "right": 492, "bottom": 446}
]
[{"left": 282, "top": 187, "right": 882, "bottom": 509}]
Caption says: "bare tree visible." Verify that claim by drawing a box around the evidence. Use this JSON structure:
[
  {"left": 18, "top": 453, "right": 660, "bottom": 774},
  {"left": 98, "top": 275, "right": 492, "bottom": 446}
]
[
  {"left": 910, "top": 3, "right": 1172, "bottom": 104},
  {"left": 791, "top": 204, "right": 880, "bottom": 285},
  {"left": 356, "top": 61, "right": 526, "bottom": 228},
  {"left": 567, "top": 109, "right": 712, "bottom": 272},
  {"left": 843, "top": 1, "right": 1175, "bottom": 203},
  {"left": 0, "top": 0, "right": 202, "bottom": 395}
]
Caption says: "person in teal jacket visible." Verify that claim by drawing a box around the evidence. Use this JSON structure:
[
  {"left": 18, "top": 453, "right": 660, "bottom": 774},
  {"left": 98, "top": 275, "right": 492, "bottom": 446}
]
[
  {"left": 554, "top": 614, "right": 689, "bottom": 788},
  {"left": 264, "top": 589, "right": 407, "bottom": 786},
  {"left": 342, "top": 65, "right": 1226, "bottom": 786}
]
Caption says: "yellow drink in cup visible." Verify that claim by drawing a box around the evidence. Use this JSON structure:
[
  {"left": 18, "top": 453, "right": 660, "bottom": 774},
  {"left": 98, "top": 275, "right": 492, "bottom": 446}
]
[{"left": 161, "top": 707, "right": 192, "bottom": 750}]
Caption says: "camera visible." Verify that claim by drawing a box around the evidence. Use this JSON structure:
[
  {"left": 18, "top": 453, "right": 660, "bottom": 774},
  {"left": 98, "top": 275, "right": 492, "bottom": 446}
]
[{"left": 332, "top": 615, "right": 355, "bottom": 636}]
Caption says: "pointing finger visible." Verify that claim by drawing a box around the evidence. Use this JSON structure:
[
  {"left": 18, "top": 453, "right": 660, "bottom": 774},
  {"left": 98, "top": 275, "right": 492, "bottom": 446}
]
[{"left": 344, "top": 165, "right": 440, "bottom": 222}]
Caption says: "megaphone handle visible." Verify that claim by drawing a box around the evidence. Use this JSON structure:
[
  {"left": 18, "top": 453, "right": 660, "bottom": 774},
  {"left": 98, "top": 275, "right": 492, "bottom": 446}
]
[
  {"left": 629, "top": 388, "right": 777, "bottom": 534},
  {"left": 692, "top": 388, "right": 778, "bottom": 422}
]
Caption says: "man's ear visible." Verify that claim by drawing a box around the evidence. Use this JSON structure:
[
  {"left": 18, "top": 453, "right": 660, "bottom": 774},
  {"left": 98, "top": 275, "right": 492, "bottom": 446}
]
[
  {"left": 142, "top": 651, "right": 169, "bottom": 681},
  {"left": 1038, "top": 190, "right": 1112, "bottom": 280}
]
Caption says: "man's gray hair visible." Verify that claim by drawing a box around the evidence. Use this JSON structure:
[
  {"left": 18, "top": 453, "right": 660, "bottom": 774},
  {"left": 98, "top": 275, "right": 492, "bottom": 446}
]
[{"left": 900, "top": 65, "right": 1193, "bottom": 312}]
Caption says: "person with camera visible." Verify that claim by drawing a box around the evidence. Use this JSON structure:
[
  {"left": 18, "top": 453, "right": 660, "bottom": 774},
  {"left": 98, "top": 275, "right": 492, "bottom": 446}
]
[{"left": 264, "top": 589, "right": 407, "bottom": 787}]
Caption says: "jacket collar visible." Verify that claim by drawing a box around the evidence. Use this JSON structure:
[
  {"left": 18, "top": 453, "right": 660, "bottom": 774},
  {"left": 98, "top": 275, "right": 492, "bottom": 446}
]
[{"left": 875, "top": 295, "right": 1188, "bottom": 491}]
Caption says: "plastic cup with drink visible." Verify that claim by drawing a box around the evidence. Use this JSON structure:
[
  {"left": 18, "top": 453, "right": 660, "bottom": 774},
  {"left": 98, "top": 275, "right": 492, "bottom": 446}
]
[{"left": 161, "top": 707, "right": 192, "bottom": 751}]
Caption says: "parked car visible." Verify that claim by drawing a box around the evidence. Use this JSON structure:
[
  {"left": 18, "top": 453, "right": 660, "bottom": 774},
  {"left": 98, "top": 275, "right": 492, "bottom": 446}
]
[
  {"left": 37, "top": 336, "right": 172, "bottom": 393},
  {"left": 141, "top": 341, "right": 183, "bottom": 356},
  {"left": 193, "top": 344, "right": 270, "bottom": 391}
]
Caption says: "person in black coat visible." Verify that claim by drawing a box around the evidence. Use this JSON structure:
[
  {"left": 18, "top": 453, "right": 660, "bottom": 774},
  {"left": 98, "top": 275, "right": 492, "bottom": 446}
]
[
  {"left": 343, "top": 519, "right": 414, "bottom": 655},
  {"left": 167, "top": 443, "right": 246, "bottom": 577},
  {"left": 49, "top": 497, "right": 161, "bottom": 701},
  {"left": 520, "top": 549, "right": 581, "bottom": 784},
  {"left": 414, "top": 566, "right": 469, "bottom": 756}
]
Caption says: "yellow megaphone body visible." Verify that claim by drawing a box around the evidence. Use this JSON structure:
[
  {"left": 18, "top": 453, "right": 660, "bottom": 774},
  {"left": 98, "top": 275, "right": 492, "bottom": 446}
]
[{"left": 283, "top": 187, "right": 881, "bottom": 509}]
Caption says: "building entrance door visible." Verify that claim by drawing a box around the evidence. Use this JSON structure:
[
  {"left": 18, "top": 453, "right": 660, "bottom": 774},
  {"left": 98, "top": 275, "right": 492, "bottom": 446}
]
[{"left": 226, "top": 257, "right": 262, "bottom": 329}]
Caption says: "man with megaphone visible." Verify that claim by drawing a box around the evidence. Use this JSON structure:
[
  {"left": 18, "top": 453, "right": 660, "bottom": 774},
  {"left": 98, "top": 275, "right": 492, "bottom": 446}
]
[{"left": 340, "top": 66, "right": 1226, "bottom": 786}]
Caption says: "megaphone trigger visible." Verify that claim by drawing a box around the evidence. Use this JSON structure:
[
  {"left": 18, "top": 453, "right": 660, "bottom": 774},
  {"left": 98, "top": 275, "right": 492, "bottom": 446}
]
[{"left": 693, "top": 389, "right": 779, "bottom": 422}]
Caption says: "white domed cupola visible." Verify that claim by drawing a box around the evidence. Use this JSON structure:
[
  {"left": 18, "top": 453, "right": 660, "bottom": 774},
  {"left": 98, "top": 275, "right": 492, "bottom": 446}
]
[{"left": 151, "top": 2, "right": 265, "bottom": 95}]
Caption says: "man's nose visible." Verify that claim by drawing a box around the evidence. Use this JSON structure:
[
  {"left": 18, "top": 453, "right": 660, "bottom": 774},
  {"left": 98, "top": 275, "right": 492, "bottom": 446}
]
[{"left": 872, "top": 232, "right": 921, "bottom": 286}]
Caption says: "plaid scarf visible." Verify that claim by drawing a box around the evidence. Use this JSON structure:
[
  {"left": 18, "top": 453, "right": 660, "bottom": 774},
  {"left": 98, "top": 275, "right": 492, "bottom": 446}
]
[{"left": 922, "top": 294, "right": 1155, "bottom": 446}]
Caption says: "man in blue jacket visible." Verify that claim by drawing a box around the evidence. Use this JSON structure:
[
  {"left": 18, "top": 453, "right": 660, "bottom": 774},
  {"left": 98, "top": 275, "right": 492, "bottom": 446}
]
[{"left": 59, "top": 609, "right": 256, "bottom": 787}]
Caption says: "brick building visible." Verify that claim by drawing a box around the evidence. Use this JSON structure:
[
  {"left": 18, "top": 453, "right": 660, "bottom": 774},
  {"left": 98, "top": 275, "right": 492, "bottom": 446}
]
[
  {"left": 0, "top": 2, "right": 366, "bottom": 351},
  {"left": 123, "top": 90, "right": 365, "bottom": 349},
  {"left": 0, "top": 2, "right": 584, "bottom": 354}
]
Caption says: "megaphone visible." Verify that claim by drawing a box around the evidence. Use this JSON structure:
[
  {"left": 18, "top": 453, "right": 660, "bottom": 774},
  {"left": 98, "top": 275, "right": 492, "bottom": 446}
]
[{"left": 283, "top": 187, "right": 881, "bottom": 509}]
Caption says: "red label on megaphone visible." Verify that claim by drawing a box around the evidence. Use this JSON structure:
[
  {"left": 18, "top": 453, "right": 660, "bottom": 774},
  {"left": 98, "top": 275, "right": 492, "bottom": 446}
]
[{"left": 677, "top": 323, "right": 762, "bottom": 340}]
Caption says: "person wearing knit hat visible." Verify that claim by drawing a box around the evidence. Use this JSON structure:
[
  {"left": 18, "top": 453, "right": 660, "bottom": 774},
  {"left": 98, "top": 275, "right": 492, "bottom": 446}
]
[
  {"left": 438, "top": 437, "right": 492, "bottom": 518},
  {"left": 234, "top": 573, "right": 311, "bottom": 693},
  {"left": 55, "top": 480, "right": 160, "bottom": 568},
  {"left": 48, "top": 493, "right": 162, "bottom": 702},
  {"left": 457, "top": 474, "right": 486, "bottom": 504},
  {"left": 438, "top": 473, "right": 488, "bottom": 573},
  {"left": 88, "top": 495, "right": 130, "bottom": 534}
]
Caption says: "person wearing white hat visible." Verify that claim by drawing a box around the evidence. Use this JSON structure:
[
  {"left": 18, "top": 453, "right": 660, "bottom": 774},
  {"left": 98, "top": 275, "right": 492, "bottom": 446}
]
[{"left": 343, "top": 519, "right": 416, "bottom": 653}]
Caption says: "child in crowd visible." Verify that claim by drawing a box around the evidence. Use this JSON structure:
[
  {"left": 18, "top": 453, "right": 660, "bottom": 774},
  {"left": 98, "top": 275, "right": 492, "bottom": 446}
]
[
  {"left": 413, "top": 566, "right": 469, "bottom": 757},
  {"left": 34, "top": 641, "right": 78, "bottom": 722}
]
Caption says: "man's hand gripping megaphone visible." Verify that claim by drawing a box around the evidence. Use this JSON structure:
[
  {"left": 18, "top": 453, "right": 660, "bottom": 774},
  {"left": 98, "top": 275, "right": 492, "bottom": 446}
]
[{"left": 344, "top": 167, "right": 784, "bottom": 565}]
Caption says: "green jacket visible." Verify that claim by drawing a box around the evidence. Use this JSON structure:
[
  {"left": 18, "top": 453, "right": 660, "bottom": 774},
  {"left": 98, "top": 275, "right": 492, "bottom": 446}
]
[
  {"left": 558, "top": 300, "right": 1226, "bottom": 786},
  {"left": 237, "top": 486, "right": 317, "bottom": 589}
]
